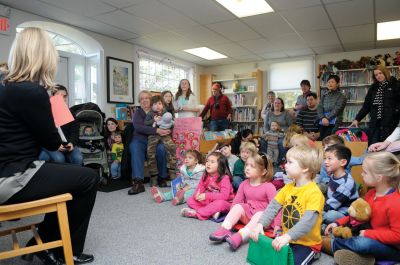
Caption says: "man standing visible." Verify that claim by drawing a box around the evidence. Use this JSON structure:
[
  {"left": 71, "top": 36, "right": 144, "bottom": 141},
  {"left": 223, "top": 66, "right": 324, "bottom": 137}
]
[
  {"left": 199, "top": 82, "right": 233, "bottom": 131},
  {"left": 296, "top": 92, "right": 320, "bottom": 140}
]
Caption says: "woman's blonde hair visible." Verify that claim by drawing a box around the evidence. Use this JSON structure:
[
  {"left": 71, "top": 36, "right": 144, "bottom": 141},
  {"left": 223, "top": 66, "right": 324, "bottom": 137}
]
[
  {"left": 289, "top": 133, "right": 310, "bottom": 148},
  {"left": 6, "top": 27, "right": 58, "bottom": 90},
  {"left": 286, "top": 146, "right": 323, "bottom": 179},
  {"left": 249, "top": 153, "right": 274, "bottom": 183},
  {"left": 374, "top": 65, "right": 391, "bottom": 81},
  {"left": 138, "top": 90, "right": 152, "bottom": 103},
  {"left": 365, "top": 152, "right": 400, "bottom": 188},
  {"left": 283, "top": 124, "right": 303, "bottom": 148}
]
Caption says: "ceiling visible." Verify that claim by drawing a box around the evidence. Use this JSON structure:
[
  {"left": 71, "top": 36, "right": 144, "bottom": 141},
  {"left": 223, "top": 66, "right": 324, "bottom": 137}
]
[{"left": 1, "top": 0, "right": 400, "bottom": 66}]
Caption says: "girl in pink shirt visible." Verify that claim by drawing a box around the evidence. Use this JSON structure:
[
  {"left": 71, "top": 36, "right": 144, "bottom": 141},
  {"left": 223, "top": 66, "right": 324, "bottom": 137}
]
[
  {"left": 209, "top": 153, "right": 282, "bottom": 250},
  {"left": 181, "top": 152, "right": 234, "bottom": 220}
]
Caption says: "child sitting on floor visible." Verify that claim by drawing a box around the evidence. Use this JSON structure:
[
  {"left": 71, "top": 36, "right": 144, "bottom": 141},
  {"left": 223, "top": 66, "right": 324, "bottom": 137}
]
[
  {"left": 180, "top": 152, "right": 234, "bottom": 220},
  {"left": 323, "top": 152, "right": 400, "bottom": 265},
  {"left": 250, "top": 146, "right": 325, "bottom": 265},
  {"left": 150, "top": 150, "right": 205, "bottom": 205},
  {"left": 209, "top": 152, "right": 281, "bottom": 251},
  {"left": 216, "top": 142, "right": 239, "bottom": 174},
  {"left": 232, "top": 141, "right": 258, "bottom": 191},
  {"left": 322, "top": 144, "right": 359, "bottom": 225}
]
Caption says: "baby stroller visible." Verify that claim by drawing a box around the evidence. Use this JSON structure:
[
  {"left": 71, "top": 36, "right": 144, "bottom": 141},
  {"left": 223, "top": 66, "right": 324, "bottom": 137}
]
[{"left": 73, "top": 108, "right": 109, "bottom": 178}]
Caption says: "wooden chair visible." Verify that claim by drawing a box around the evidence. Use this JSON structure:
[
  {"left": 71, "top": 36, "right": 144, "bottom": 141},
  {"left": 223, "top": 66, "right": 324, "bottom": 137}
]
[{"left": 0, "top": 193, "right": 74, "bottom": 265}]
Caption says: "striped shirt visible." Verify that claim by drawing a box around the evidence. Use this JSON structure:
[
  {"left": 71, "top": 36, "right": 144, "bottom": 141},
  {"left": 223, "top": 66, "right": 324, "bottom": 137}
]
[
  {"left": 296, "top": 108, "right": 319, "bottom": 132},
  {"left": 324, "top": 173, "right": 359, "bottom": 214}
]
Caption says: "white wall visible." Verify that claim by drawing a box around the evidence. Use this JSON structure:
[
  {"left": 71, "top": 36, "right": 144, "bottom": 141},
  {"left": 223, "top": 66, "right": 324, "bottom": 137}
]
[{"left": 0, "top": 7, "right": 196, "bottom": 118}]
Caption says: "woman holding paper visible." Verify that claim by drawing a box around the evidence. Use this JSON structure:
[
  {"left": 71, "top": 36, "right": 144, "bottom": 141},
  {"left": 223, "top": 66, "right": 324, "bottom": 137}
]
[
  {"left": 317, "top": 74, "right": 347, "bottom": 140},
  {"left": 0, "top": 28, "right": 97, "bottom": 264},
  {"left": 174, "top": 79, "right": 200, "bottom": 118},
  {"left": 350, "top": 65, "right": 400, "bottom": 146}
]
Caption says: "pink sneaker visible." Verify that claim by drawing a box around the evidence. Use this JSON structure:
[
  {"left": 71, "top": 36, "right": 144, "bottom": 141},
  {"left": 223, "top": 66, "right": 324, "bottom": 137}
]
[
  {"left": 226, "top": 232, "right": 243, "bottom": 251},
  {"left": 180, "top": 208, "right": 197, "bottom": 218},
  {"left": 209, "top": 227, "right": 232, "bottom": 242},
  {"left": 172, "top": 189, "right": 185, "bottom": 206},
  {"left": 150, "top": 186, "right": 164, "bottom": 203}
]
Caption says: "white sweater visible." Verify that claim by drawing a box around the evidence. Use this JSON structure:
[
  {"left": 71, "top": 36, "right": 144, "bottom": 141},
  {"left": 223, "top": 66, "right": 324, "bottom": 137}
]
[{"left": 179, "top": 163, "right": 206, "bottom": 188}]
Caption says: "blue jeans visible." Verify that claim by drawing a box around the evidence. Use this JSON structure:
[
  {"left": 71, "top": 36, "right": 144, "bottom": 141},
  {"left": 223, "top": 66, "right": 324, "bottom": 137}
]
[
  {"left": 39, "top": 148, "right": 83, "bottom": 165},
  {"left": 232, "top": 175, "right": 244, "bottom": 191},
  {"left": 209, "top": 119, "right": 229, "bottom": 131},
  {"left": 129, "top": 138, "right": 167, "bottom": 180},
  {"left": 110, "top": 161, "right": 121, "bottom": 178},
  {"left": 277, "top": 138, "right": 286, "bottom": 164},
  {"left": 332, "top": 236, "right": 400, "bottom": 262},
  {"left": 323, "top": 210, "right": 345, "bottom": 224}
]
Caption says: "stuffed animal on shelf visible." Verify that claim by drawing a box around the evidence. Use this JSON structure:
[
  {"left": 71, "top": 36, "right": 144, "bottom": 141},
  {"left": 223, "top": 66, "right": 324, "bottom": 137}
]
[
  {"left": 384, "top": 53, "right": 394, "bottom": 67},
  {"left": 332, "top": 198, "right": 371, "bottom": 239}
]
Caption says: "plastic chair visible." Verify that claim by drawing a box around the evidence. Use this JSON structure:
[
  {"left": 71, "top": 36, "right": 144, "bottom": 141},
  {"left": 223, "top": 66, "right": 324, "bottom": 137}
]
[{"left": 0, "top": 193, "right": 74, "bottom": 265}]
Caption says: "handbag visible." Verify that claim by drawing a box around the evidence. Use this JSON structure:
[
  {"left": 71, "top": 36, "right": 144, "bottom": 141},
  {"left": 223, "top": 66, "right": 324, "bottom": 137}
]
[{"left": 247, "top": 235, "right": 294, "bottom": 265}]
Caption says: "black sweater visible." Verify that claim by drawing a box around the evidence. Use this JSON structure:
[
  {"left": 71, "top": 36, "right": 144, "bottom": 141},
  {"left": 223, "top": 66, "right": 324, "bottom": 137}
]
[{"left": 0, "top": 82, "right": 61, "bottom": 178}]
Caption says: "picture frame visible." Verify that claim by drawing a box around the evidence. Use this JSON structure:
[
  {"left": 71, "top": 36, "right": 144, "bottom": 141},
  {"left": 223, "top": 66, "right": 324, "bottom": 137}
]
[{"left": 106, "top": 56, "right": 134, "bottom": 104}]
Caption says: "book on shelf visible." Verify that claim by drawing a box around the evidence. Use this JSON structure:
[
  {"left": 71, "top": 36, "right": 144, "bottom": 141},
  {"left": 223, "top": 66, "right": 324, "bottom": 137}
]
[{"left": 233, "top": 108, "right": 256, "bottom": 122}]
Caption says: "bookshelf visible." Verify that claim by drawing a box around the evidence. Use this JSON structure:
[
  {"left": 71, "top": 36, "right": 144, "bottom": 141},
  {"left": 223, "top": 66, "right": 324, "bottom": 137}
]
[
  {"left": 317, "top": 66, "right": 400, "bottom": 124},
  {"left": 200, "top": 70, "right": 264, "bottom": 134}
]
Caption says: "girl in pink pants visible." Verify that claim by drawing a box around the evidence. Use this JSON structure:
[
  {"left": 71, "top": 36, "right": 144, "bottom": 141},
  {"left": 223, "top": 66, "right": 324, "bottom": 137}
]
[
  {"left": 209, "top": 153, "right": 282, "bottom": 250},
  {"left": 181, "top": 152, "right": 234, "bottom": 220}
]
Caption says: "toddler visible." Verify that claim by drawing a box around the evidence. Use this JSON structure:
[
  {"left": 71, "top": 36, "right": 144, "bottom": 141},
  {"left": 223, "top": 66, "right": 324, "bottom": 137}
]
[
  {"left": 181, "top": 152, "right": 234, "bottom": 220},
  {"left": 110, "top": 132, "right": 124, "bottom": 179},
  {"left": 323, "top": 152, "right": 400, "bottom": 265},
  {"left": 232, "top": 141, "right": 258, "bottom": 191},
  {"left": 83, "top": 126, "right": 94, "bottom": 136},
  {"left": 150, "top": 150, "right": 205, "bottom": 205},
  {"left": 263, "top": 121, "right": 284, "bottom": 166},
  {"left": 323, "top": 144, "right": 359, "bottom": 224},
  {"left": 210, "top": 153, "right": 281, "bottom": 251},
  {"left": 250, "top": 146, "right": 325, "bottom": 265},
  {"left": 144, "top": 95, "right": 177, "bottom": 183}
]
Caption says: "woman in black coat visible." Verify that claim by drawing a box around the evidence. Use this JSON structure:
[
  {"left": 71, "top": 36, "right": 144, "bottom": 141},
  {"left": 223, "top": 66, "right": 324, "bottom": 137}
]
[{"left": 350, "top": 65, "right": 400, "bottom": 146}]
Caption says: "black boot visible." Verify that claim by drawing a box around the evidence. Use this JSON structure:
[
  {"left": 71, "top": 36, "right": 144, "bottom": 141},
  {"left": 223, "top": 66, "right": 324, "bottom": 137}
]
[
  {"left": 149, "top": 175, "right": 158, "bottom": 187},
  {"left": 128, "top": 180, "right": 145, "bottom": 195},
  {"left": 157, "top": 178, "right": 168, "bottom": 187}
]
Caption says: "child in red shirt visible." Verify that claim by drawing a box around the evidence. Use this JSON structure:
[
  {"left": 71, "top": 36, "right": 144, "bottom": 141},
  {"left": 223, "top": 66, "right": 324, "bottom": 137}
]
[{"left": 324, "top": 151, "right": 400, "bottom": 265}]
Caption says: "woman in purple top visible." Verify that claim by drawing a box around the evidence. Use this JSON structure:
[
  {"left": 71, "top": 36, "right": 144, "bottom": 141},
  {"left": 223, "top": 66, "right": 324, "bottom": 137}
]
[{"left": 128, "top": 90, "right": 169, "bottom": 195}]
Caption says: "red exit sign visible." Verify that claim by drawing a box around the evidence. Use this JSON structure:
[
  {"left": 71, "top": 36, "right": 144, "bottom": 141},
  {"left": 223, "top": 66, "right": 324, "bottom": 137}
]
[{"left": 0, "top": 17, "right": 9, "bottom": 33}]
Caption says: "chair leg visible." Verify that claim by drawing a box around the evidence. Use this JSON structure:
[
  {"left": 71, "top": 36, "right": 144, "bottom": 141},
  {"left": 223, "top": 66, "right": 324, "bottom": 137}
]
[{"left": 56, "top": 202, "right": 74, "bottom": 265}]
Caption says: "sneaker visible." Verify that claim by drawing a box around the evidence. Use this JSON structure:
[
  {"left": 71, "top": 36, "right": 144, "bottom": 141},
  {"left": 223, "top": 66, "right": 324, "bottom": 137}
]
[
  {"left": 226, "top": 232, "right": 243, "bottom": 251},
  {"left": 334, "top": 249, "right": 375, "bottom": 265},
  {"left": 150, "top": 186, "right": 164, "bottom": 203},
  {"left": 172, "top": 189, "right": 185, "bottom": 206},
  {"left": 209, "top": 227, "right": 232, "bottom": 242},
  {"left": 180, "top": 208, "right": 197, "bottom": 218},
  {"left": 212, "top": 212, "right": 220, "bottom": 220}
]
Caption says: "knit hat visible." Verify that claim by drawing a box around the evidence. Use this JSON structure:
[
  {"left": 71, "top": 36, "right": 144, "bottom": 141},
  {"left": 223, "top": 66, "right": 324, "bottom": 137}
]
[{"left": 157, "top": 112, "right": 174, "bottom": 129}]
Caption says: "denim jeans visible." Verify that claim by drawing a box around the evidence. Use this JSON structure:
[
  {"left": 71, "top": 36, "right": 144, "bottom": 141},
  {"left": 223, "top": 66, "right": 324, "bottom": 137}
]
[
  {"left": 129, "top": 138, "right": 167, "bottom": 180},
  {"left": 277, "top": 138, "right": 286, "bottom": 164},
  {"left": 110, "top": 161, "right": 121, "bottom": 178},
  {"left": 232, "top": 175, "right": 244, "bottom": 191},
  {"left": 323, "top": 210, "right": 345, "bottom": 224},
  {"left": 39, "top": 148, "right": 83, "bottom": 165},
  {"left": 332, "top": 236, "right": 400, "bottom": 262},
  {"left": 209, "top": 119, "right": 229, "bottom": 131}
]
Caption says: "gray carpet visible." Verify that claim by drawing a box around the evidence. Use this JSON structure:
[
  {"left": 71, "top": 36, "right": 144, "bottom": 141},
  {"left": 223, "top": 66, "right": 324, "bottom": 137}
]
[{"left": 0, "top": 187, "right": 335, "bottom": 265}]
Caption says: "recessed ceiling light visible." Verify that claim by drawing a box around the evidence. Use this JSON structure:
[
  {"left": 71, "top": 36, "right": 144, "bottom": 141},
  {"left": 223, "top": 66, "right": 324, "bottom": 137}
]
[
  {"left": 216, "top": 0, "right": 274, "bottom": 18},
  {"left": 184, "top": 47, "right": 227, "bottom": 60},
  {"left": 377, "top": 20, "right": 400, "bottom": 40}
]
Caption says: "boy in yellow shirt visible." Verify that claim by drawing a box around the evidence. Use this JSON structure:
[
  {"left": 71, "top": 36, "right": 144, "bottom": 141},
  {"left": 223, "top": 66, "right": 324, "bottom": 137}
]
[
  {"left": 251, "top": 146, "right": 325, "bottom": 265},
  {"left": 111, "top": 132, "right": 124, "bottom": 179}
]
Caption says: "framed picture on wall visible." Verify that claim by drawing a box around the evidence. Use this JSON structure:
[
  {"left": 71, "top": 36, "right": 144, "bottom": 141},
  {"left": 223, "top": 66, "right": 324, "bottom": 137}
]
[{"left": 106, "top": 56, "right": 134, "bottom": 103}]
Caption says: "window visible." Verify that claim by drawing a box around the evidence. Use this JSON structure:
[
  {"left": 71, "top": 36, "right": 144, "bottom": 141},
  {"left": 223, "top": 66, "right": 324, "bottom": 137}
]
[
  {"left": 139, "top": 54, "right": 192, "bottom": 95},
  {"left": 268, "top": 59, "right": 314, "bottom": 108}
]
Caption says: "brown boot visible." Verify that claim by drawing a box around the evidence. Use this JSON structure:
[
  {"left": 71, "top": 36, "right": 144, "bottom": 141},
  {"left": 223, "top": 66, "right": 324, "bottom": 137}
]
[
  {"left": 128, "top": 180, "right": 145, "bottom": 195},
  {"left": 321, "top": 236, "right": 333, "bottom": 255}
]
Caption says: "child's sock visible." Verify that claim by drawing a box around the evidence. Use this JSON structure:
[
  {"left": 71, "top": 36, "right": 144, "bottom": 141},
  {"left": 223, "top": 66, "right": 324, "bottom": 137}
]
[
  {"left": 221, "top": 220, "right": 233, "bottom": 230},
  {"left": 150, "top": 186, "right": 164, "bottom": 203},
  {"left": 212, "top": 212, "right": 220, "bottom": 220},
  {"left": 238, "top": 227, "right": 251, "bottom": 242},
  {"left": 171, "top": 189, "right": 185, "bottom": 206}
]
